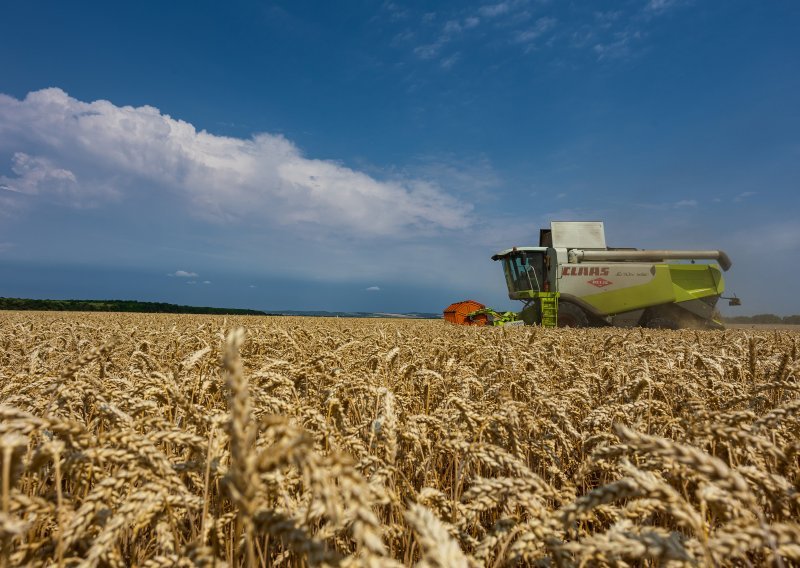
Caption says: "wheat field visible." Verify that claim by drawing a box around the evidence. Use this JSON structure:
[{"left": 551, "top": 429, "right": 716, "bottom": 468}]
[{"left": 0, "top": 311, "right": 798, "bottom": 567}]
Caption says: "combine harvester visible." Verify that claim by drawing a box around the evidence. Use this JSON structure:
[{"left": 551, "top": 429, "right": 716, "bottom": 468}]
[{"left": 444, "top": 221, "right": 740, "bottom": 329}]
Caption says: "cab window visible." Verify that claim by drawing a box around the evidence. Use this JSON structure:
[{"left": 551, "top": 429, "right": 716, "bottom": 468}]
[{"left": 503, "top": 252, "right": 545, "bottom": 293}]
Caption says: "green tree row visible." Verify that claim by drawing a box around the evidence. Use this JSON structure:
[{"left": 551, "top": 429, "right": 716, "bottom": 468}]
[{"left": 0, "top": 297, "right": 267, "bottom": 316}]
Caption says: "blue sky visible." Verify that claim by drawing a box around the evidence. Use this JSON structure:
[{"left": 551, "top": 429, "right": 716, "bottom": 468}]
[{"left": 0, "top": 0, "right": 798, "bottom": 314}]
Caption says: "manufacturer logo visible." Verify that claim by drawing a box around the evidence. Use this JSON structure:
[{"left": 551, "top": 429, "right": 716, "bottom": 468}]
[
  {"left": 588, "top": 278, "right": 612, "bottom": 288},
  {"left": 562, "top": 266, "right": 610, "bottom": 277}
]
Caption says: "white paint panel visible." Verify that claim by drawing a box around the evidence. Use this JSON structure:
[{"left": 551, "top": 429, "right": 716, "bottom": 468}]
[{"left": 551, "top": 221, "right": 606, "bottom": 249}]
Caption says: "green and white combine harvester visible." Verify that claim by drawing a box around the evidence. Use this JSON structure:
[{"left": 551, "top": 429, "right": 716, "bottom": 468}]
[{"left": 459, "top": 221, "right": 740, "bottom": 329}]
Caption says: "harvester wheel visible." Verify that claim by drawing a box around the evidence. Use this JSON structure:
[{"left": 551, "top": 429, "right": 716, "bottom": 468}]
[{"left": 557, "top": 302, "right": 588, "bottom": 328}]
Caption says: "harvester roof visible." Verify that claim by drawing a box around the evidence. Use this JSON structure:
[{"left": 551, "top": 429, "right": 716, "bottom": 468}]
[{"left": 491, "top": 247, "right": 547, "bottom": 261}]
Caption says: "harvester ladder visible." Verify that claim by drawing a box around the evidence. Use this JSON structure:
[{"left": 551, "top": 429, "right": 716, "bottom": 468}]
[{"left": 538, "top": 292, "right": 559, "bottom": 328}]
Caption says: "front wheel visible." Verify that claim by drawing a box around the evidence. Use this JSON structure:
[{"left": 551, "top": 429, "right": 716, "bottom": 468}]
[{"left": 558, "top": 302, "right": 589, "bottom": 328}]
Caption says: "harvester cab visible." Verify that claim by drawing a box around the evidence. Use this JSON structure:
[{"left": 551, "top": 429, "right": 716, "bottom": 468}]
[
  {"left": 493, "top": 247, "right": 554, "bottom": 297},
  {"left": 484, "top": 221, "right": 740, "bottom": 329},
  {"left": 491, "top": 247, "right": 561, "bottom": 327}
]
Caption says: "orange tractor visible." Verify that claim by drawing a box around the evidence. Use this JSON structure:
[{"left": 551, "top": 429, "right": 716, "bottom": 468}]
[{"left": 443, "top": 300, "right": 522, "bottom": 327}]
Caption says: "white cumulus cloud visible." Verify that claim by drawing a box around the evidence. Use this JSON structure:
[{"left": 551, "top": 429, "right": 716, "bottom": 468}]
[
  {"left": 0, "top": 88, "right": 471, "bottom": 236},
  {"left": 0, "top": 153, "right": 80, "bottom": 197},
  {"left": 169, "top": 270, "right": 198, "bottom": 277}
]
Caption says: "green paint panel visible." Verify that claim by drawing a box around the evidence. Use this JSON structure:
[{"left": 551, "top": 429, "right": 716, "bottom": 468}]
[
  {"left": 581, "top": 264, "right": 725, "bottom": 316},
  {"left": 669, "top": 264, "right": 725, "bottom": 302},
  {"left": 581, "top": 267, "right": 673, "bottom": 314}
]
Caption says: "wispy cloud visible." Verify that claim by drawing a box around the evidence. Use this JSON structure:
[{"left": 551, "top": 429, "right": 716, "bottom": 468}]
[
  {"left": 732, "top": 221, "right": 800, "bottom": 254},
  {"left": 412, "top": 4, "right": 548, "bottom": 62},
  {"left": 400, "top": 153, "right": 502, "bottom": 203},
  {"left": 734, "top": 191, "right": 757, "bottom": 202},
  {"left": 414, "top": 41, "right": 446, "bottom": 60},
  {"left": 594, "top": 10, "right": 623, "bottom": 28},
  {"left": 394, "top": 0, "right": 689, "bottom": 66},
  {"left": 478, "top": 2, "right": 513, "bottom": 18},
  {"left": 0, "top": 89, "right": 471, "bottom": 237},
  {"left": 366, "top": 286, "right": 381, "bottom": 291},
  {"left": 514, "top": 17, "right": 557, "bottom": 47},
  {"left": 635, "top": 199, "right": 702, "bottom": 210},
  {"left": 645, "top": 0, "right": 685, "bottom": 15},
  {"left": 413, "top": 19, "right": 466, "bottom": 60},
  {"left": 382, "top": 1, "right": 409, "bottom": 21},
  {"left": 463, "top": 16, "right": 480, "bottom": 29},
  {"left": 440, "top": 52, "right": 461, "bottom": 69},
  {"left": 593, "top": 1, "right": 688, "bottom": 60},
  {"left": 169, "top": 270, "right": 199, "bottom": 278},
  {"left": 593, "top": 30, "right": 642, "bottom": 61},
  {"left": 203, "top": 280, "right": 211, "bottom": 284}
]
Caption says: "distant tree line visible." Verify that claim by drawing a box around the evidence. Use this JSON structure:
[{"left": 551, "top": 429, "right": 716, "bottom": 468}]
[
  {"left": 0, "top": 297, "right": 267, "bottom": 316},
  {"left": 723, "top": 313, "right": 800, "bottom": 325}
]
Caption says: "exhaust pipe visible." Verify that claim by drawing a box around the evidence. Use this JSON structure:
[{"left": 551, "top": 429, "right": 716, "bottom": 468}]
[{"left": 569, "top": 249, "right": 732, "bottom": 271}]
